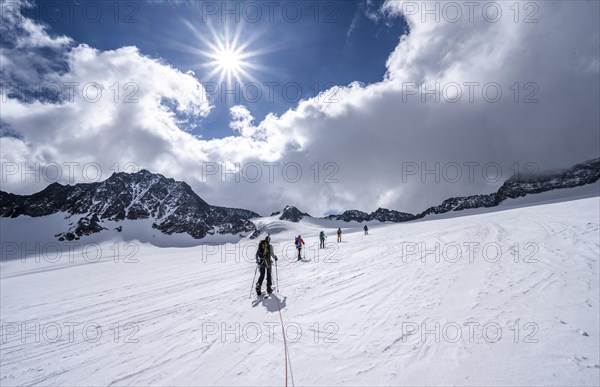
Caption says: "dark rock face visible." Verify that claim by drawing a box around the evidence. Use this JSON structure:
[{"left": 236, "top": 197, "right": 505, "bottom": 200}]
[
  {"left": 420, "top": 195, "right": 501, "bottom": 217},
  {"left": 0, "top": 170, "right": 260, "bottom": 240},
  {"left": 370, "top": 208, "right": 415, "bottom": 222},
  {"left": 327, "top": 210, "right": 370, "bottom": 222},
  {"left": 328, "top": 158, "right": 600, "bottom": 223},
  {"left": 327, "top": 208, "right": 415, "bottom": 223},
  {"left": 422, "top": 158, "right": 600, "bottom": 217},
  {"left": 496, "top": 158, "right": 600, "bottom": 200},
  {"left": 279, "top": 205, "right": 311, "bottom": 222},
  {"left": 249, "top": 228, "right": 264, "bottom": 240},
  {"left": 327, "top": 208, "right": 414, "bottom": 223},
  {"left": 56, "top": 214, "right": 106, "bottom": 241}
]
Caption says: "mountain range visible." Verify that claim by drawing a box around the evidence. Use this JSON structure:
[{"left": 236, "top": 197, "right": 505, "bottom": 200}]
[
  {"left": 326, "top": 158, "right": 600, "bottom": 222},
  {"left": 1, "top": 158, "right": 598, "bottom": 241}
]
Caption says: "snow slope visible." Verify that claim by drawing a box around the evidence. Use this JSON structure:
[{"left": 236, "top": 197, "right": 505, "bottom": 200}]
[{"left": 1, "top": 196, "right": 599, "bottom": 386}]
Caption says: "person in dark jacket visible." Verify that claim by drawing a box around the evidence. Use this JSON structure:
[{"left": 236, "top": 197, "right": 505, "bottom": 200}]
[
  {"left": 319, "top": 231, "right": 326, "bottom": 249},
  {"left": 255, "top": 236, "right": 277, "bottom": 295},
  {"left": 363, "top": 224, "right": 369, "bottom": 235}
]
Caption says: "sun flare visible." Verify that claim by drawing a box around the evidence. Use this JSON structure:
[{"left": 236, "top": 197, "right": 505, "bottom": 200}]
[
  {"left": 179, "top": 21, "right": 277, "bottom": 89},
  {"left": 215, "top": 48, "right": 243, "bottom": 73},
  {"left": 203, "top": 37, "right": 255, "bottom": 85}
]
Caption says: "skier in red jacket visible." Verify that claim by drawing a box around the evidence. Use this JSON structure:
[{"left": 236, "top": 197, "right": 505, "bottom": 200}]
[{"left": 294, "top": 235, "right": 305, "bottom": 261}]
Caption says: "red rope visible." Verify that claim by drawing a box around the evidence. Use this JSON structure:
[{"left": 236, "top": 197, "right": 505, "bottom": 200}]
[{"left": 274, "top": 293, "right": 289, "bottom": 387}]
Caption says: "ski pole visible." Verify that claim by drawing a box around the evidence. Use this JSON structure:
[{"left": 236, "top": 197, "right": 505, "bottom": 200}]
[
  {"left": 249, "top": 264, "right": 258, "bottom": 299},
  {"left": 275, "top": 259, "right": 279, "bottom": 294}
]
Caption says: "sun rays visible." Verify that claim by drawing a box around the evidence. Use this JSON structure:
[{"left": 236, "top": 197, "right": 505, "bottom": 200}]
[{"left": 178, "top": 19, "right": 278, "bottom": 90}]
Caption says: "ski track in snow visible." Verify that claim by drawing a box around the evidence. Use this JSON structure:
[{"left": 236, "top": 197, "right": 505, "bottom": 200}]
[{"left": 1, "top": 197, "right": 599, "bottom": 386}]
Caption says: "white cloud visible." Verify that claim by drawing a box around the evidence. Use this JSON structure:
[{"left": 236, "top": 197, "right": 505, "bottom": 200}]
[
  {"left": 1, "top": 0, "right": 599, "bottom": 217},
  {"left": 229, "top": 105, "right": 263, "bottom": 139},
  {"left": 17, "top": 16, "right": 72, "bottom": 48},
  {"left": 1, "top": 0, "right": 72, "bottom": 48}
]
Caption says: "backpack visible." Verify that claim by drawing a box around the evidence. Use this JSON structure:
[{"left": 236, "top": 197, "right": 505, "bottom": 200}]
[
  {"left": 256, "top": 240, "right": 268, "bottom": 260},
  {"left": 295, "top": 236, "right": 301, "bottom": 247},
  {"left": 319, "top": 231, "right": 325, "bottom": 239}
]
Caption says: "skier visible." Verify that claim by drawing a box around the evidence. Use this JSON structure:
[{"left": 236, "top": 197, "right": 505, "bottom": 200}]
[
  {"left": 363, "top": 224, "right": 368, "bottom": 235},
  {"left": 337, "top": 228, "right": 342, "bottom": 243},
  {"left": 255, "top": 235, "right": 277, "bottom": 296},
  {"left": 295, "top": 234, "right": 305, "bottom": 261},
  {"left": 319, "top": 231, "right": 326, "bottom": 249}
]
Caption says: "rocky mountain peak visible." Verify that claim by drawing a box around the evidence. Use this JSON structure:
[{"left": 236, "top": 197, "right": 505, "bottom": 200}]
[
  {"left": 0, "top": 170, "right": 258, "bottom": 241},
  {"left": 279, "top": 205, "right": 311, "bottom": 222}
]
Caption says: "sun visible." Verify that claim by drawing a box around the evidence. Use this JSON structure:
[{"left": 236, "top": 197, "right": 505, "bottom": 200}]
[
  {"left": 178, "top": 21, "right": 277, "bottom": 89},
  {"left": 215, "top": 48, "right": 243, "bottom": 73},
  {"left": 201, "top": 35, "right": 255, "bottom": 86}
]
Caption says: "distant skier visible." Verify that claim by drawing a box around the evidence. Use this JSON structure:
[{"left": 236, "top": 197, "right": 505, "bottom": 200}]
[
  {"left": 255, "top": 236, "right": 277, "bottom": 296},
  {"left": 337, "top": 228, "right": 342, "bottom": 243},
  {"left": 295, "top": 235, "right": 305, "bottom": 260},
  {"left": 363, "top": 224, "right": 368, "bottom": 235},
  {"left": 319, "top": 231, "right": 326, "bottom": 249}
]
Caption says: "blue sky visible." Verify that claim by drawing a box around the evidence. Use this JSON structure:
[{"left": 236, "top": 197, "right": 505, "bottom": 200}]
[
  {"left": 32, "top": 0, "right": 408, "bottom": 139},
  {"left": 3, "top": 0, "right": 598, "bottom": 215}
]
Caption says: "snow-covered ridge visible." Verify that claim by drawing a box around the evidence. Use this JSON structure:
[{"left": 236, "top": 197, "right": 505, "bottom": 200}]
[
  {"left": 329, "top": 157, "right": 600, "bottom": 222},
  {"left": 0, "top": 170, "right": 259, "bottom": 241}
]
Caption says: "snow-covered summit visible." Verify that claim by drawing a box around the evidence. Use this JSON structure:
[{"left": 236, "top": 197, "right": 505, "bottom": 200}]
[
  {"left": 278, "top": 205, "right": 312, "bottom": 222},
  {"left": 0, "top": 169, "right": 259, "bottom": 241}
]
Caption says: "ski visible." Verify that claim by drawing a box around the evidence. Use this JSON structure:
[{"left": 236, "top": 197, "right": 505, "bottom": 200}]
[
  {"left": 252, "top": 288, "right": 275, "bottom": 304},
  {"left": 251, "top": 294, "right": 264, "bottom": 306}
]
